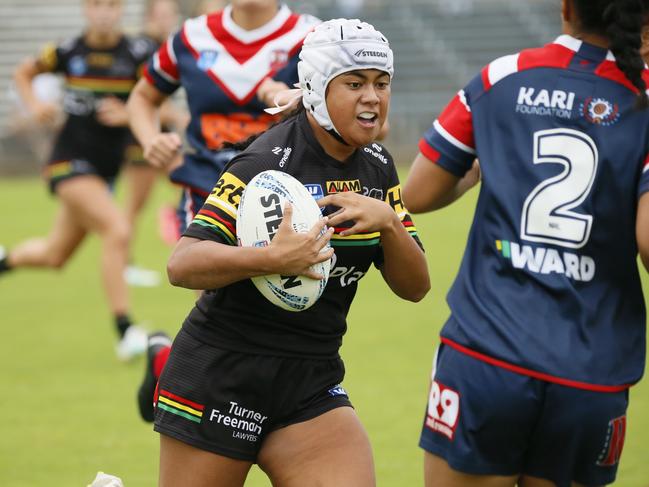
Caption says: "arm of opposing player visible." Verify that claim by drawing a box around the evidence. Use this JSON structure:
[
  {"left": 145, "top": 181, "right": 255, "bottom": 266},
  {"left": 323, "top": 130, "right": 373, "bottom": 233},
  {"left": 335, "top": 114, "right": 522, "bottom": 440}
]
[
  {"left": 403, "top": 154, "right": 480, "bottom": 213},
  {"left": 127, "top": 79, "right": 181, "bottom": 169},
  {"left": 637, "top": 192, "right": 649, "bottom": 272},
  {"left": 403, "top": 88, "right": 479, "bottom": 213}
]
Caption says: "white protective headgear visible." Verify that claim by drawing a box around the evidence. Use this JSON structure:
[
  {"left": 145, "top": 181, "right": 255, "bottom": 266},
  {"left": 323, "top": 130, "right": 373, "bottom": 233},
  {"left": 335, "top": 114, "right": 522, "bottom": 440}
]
[{"left": 298, "top": 18, "right": 394, "bottom": 136}]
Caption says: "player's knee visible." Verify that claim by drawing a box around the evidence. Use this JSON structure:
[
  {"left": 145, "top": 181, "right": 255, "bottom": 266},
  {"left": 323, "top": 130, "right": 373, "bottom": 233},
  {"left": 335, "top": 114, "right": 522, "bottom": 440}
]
[
  {"left": 46, "top": 252, "right": 69, "bottom": 269},
  {"left": 103, "top": 221, "right": 131, "bottom": 249}
]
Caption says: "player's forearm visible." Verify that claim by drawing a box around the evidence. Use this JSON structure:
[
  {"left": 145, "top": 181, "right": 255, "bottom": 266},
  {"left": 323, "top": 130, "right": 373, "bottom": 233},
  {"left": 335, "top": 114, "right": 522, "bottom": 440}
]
[
  {"left": 127, "top": 81, "right": 164, "bottom": 146},
  {"left": 379, "top": 217, "right": 430, "bottom": 302},
  {"left": 167, "top": 238, "right": 276, "bottom": 290},
  {"left": 14, "top": 59, "right": 41, "bottom": 112},
  {"left": 159, "top": 100, "right": 189, "bottom": 130}
]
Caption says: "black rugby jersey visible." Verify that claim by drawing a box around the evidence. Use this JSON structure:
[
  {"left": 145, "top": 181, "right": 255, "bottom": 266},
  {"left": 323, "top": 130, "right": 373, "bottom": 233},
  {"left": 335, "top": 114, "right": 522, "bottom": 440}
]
[
  {"left": 182, "top": 110, "right": 422, "bottom": 357},
  {"left": 37, "top": 35, "right": 156, "bottom": 176}
]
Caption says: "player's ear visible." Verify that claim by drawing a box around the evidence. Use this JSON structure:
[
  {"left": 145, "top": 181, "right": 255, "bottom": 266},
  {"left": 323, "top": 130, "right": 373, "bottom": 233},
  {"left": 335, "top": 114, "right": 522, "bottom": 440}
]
[{"left": 641, "top": 25, "right": 649, "bottom": 62}]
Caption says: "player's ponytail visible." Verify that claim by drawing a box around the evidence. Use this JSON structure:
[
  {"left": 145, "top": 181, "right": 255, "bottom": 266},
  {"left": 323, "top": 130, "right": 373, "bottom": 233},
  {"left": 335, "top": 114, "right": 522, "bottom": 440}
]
[
  {"left": 604, "top": 0, "right": 648, "bottom": 108},
  {"left": 574, "top": 0, "right": 649, "bottom": 109}
]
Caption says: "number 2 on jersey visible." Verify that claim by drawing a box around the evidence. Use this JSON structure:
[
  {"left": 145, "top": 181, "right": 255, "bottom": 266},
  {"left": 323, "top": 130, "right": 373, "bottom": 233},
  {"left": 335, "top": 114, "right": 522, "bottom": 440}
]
[{"left": 520, "top": 128, "right": 598, "bottom": 249}]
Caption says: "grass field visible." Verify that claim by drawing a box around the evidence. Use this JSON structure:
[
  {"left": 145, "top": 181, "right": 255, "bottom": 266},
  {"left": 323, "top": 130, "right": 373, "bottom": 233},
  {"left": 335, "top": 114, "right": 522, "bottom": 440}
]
[{"left": 0, "top": 175, "right": 648, "bottom": 487}]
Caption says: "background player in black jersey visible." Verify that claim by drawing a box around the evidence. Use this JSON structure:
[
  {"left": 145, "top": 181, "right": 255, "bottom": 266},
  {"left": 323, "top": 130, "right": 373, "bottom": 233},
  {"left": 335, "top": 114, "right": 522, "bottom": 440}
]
[
  {"left": 0, "top": 0, "right": 153, "bottom": 361},
  {"left": 139, "top": 19, "right": 429, "bottom": 487}
]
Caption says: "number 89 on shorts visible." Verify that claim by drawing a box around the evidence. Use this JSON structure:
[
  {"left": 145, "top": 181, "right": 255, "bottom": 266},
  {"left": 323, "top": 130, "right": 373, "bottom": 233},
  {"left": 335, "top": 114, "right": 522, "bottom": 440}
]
[{"left": 425, "top": 380, "right": 460, "bottom": 440}]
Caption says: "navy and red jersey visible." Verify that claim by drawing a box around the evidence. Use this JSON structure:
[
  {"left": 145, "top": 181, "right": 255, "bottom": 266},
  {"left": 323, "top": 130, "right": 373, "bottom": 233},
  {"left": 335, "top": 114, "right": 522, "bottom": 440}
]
[
  {"left": 37, "top": 34, "right": 156, "bottom": 178},
  {"left": 180, "top": 110, "right": 421, "bottom": 358},
  {"left": 420, "top": 35, "right": 649, "bottom": 391},
  {"left": 144, "top": 4, "right": 319, "bottom": 195}
]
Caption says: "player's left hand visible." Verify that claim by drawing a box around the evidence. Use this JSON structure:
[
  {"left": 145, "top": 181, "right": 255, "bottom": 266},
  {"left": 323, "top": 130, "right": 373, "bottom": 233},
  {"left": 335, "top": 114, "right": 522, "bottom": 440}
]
[
  {"left": 96, "top": 96, "right": 129, "bottom": 127},
  {"left": 318, "top": 192, "right": 398, "bottom": 236},
  {"left": 256, "top": 77, "right": 290, "bottom": 107}
]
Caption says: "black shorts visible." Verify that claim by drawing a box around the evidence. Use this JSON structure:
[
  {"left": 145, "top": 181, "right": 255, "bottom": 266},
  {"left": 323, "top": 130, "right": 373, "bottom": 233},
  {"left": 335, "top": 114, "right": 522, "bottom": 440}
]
[
  {"left": 43, "top": 158, "right": 116, "bottom": 194},
  {"left": 153, "top": 327, "right": 353, "bottom": 461},
  {"left": 45, "top": 119, "right": 127, "bottom": 192}
]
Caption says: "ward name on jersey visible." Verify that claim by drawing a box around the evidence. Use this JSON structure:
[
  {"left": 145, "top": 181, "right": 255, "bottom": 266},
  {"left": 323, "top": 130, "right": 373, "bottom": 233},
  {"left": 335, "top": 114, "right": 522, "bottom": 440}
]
[
  {"left": 181, "top": 111, "right": 421, "bottom": 358},
  {"left": 420, "top": 35, "right": 649, "bottom": 390}
]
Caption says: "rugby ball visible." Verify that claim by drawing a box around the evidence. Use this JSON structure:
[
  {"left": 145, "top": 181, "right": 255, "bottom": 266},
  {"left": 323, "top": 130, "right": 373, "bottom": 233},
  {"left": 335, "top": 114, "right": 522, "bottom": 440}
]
[{"left": 236, "top": 170, "right": 331, "bottom": 312}]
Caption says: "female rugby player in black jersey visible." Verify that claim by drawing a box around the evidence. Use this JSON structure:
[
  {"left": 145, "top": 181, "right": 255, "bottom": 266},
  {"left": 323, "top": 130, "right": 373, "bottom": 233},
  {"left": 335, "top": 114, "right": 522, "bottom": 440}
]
[
  {"left": 0, "top": 0, "right": 153, "bottom": 360},
  {"left": 142, "top": 19, "right": 429, "bottom": 487}
]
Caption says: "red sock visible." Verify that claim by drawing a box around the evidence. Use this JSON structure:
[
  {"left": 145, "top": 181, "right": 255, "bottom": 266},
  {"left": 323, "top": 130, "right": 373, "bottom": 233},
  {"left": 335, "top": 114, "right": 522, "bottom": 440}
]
[{"left": 153, "top": 346, "right": 171, "bottom": 380}]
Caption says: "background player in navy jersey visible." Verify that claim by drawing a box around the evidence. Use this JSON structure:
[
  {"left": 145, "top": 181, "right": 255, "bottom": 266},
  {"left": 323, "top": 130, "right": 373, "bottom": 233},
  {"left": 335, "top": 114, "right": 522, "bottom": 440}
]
[
  {"left": 127, "top": 0, "right": 319, "bottom": 238},
  {"left": 139, "top": 19, "right": 429, "bottom": 487},
  {"left": 0, "top": 0, "right": 156, "bottom": 360},
  {"left": 403, "top": 0, "right": 649, "bottom": 486}
]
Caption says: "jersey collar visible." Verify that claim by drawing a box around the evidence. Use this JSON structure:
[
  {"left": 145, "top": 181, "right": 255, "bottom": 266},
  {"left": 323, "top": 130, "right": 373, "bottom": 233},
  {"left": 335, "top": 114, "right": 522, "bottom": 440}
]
[
  {"left": 221, "top": 4, "right": 292, "bottom": 44},
  {"left": 553, "top": 34, "right": 615, "bottom": 62}
]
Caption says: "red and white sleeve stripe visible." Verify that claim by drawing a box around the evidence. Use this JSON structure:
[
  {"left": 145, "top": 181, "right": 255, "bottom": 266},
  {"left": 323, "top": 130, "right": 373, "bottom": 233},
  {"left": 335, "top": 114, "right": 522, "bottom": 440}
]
[
  {"left": 435, "top": 90, "right": 476, "bottom": 155},
  {"left": 151, "top": 35, "right": 179, "bottom": 83}
]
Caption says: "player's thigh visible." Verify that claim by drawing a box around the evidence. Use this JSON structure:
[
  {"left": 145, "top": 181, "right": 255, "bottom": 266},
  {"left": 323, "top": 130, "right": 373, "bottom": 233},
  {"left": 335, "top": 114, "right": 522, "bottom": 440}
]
[
  {"left": 424, "top": 452, "right": 517, "bottom": 487},
  {"left": 159, "top": 434, "right": 252, "bottom": 487},
  {"left": 258, "top": 407, "right": 375, "bottom": 487},
  {"left": 523, "top": 384, "right": 628, "bottom": 487},
  {"left": 56, "top": 175, "right": 128, "bottom": 236},
  {"left": 518, "top": 476, "right": 598, "bottom": 487},
  {"left": 46, "top": 202, "right": 88, "bottom": 261}
]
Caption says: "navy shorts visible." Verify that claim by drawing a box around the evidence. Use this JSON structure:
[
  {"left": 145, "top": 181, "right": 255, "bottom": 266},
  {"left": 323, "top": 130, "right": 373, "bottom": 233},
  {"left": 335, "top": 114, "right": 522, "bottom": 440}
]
[
  {"left": 419, "top": 344, "right": 629, "bottom": 487},
  {"left": 154, "top": 327, "right": 353, "bottom": 461},
  {"left": 177, "top": 187, "right": 207, "bottom": 235}
]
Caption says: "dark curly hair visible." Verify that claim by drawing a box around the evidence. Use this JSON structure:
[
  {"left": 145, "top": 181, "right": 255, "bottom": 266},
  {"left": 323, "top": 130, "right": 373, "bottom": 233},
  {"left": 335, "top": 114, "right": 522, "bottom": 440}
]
[{"left": 573, "top": 0, "right": 649, "bottom": 108}]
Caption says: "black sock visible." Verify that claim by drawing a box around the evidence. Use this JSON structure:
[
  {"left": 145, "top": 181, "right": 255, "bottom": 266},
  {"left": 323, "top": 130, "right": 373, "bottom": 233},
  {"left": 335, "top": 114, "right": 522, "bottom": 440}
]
[
  {"left": 115, "top": 314, "right": 132, "bottom": 338},
  {"left": 0, "top": 255, "right": 12, "bottom": 274}
]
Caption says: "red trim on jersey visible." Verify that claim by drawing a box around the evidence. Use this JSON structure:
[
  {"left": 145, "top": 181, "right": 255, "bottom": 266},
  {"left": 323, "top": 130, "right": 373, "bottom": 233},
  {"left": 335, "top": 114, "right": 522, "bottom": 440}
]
[
  {"left": 418, "top": 138, "right": 441, "bottom": 163},
  {"left": 158, "top": 39, "right": 179, "bottom": 80},
  {"left": 207, "top": 11, "right": 300, "bottom": 65},
  {"left": 643, "top": 153, "right": 649, "bottom": 170},
  {"left": 595, "top": 60, "right": 649, "bottom": 93},
  {"left": 595, "top": 60, "right": 638, "bottom": 92},
  {"left": 437, "top": 95, "right": 475, "bottom": 150},
  {"left": 143, "top": 65, "right": 156, "bottom": 85},
  {"left": 517, "top": 44, "right": 575, "bottom": 72},
  {"left": 481, "top": 44, "right": 575, "bottom": 92},
  {"left": 440, "top": 337, "right": 633, "bottom": 393},
  {"left": 180, "top": 17, "right": 309, "bottom": 105},
  {"left": 180, "top": 26, "right": 199, "bottom": 58},
  {"left": 480, "top": 66, "right": 491, "bottom": 91}
]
